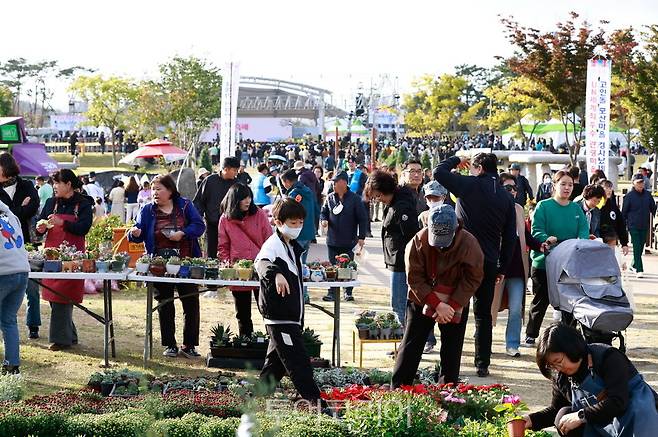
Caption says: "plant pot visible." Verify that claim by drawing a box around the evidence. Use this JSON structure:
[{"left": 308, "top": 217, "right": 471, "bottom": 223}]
[
  {"left": 43, "top": 260, "right": 62, "bottom": 273},
  {"left": 302, "top": 264, "right": 310, "bottom": 280},
  {"left": 28, "top": 259, "right": 44, "bottom": 272},
  {"left": 178, "top": 265, "right": 190, "bottom": 278},
  {"left": 95, "top": 261, "right": 108, "bottom": 273},
  {"left": 100, "top": 381, "right": 115, "bottom": 397},
  {"left": 135, "top": 262, "right": 150, "bottom": 274},
  {"left": 219, "top": 268, "right": 237, "bottom": 280},
  {"left": 61, "top": 261, "right": 74, "bottom": 272},
  {"left": 166, "top": 263, "right": 180, "bottom": 276},
  {"left": 310, "top": 270, "right": 324, "bottom": 282},
  {"left": 369, "top": 328, "right": 379, "bottom": 340},
  {"left": 110, "top": 260, "right": 125, "bottom": 272},
  {"left": 506, "top": 418, "right": 526, "bottom": 437},
  {"left": 304, "top": 341, "right": 322, "bottom": 358},
  {"left": 351, "top": 270, "right": 358, "bottom": 280},
  {"left": 236, "top": 268, "right": 253, "bottom": 281},
  {"left": 189, "top": 266, "right": 205, "bottom": 279},
  {"left": 82, "top": 259, "right": 96, "bottom": 273},
  {"left": 380, "top": 327, "right": 392, "bottom": 340},
  {"left": 324, "top": 269, "right": 337, "bottom": 280},
  {"left": 205, "top": 267, "right": 219, "bottom": 279},
  {"left": 394, "top": 327, "right": 404, "bottom": 339},
  {"left": 149, "top": 264, "right": 166, "bottom": 277},
  {"left": 357, "top": 328, "right": 369, "bottom": 340},
  {"left": 337, "top": 267, "right": 352, "bottom": 280},
  {"left": 72, "top": 260, "right": 82, "bottom": 272}
]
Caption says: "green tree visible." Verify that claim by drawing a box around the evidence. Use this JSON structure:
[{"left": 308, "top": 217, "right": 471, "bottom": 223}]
[
  {"left": 628, "top": 25, "right": 658, "bottom": 155},
  {"left": 501, "top": 12, "right": 607, "bottom": 163},
  {"left": 200, "top": 147, "right": 212, "bottom": 172},
  {"left": 404, "top": 74, "right": 468, "bottom": 135},
  {"left": 420, "top": 150, "right": 432, "bottom": 171},
  {"left": 484, "top": 76, "right": 552, "bottom": 143},
  {"left": 69, "top": 75, "right": 138, "bottom": 166},
  {"left": 0, "top": 58, "right": 41, "bottom": 115},
  {"left": 0, "top": 85, "right": 12, "bottom": 116},
  {"left": 154, "top": 56, "right": 222, "bottom": 166}
]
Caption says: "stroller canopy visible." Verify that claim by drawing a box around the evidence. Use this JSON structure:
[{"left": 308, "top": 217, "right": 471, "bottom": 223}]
[{"left": 546, "top": 239, "right": 632, "bottom": 332}]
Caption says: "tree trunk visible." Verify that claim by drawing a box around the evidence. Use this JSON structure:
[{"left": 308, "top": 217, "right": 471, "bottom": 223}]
[{"left": 110, "top": 129, "right": 117, "bottom": 167}]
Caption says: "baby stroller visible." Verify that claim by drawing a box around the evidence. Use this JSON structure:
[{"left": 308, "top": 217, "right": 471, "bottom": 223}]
[{"left": 545, "top": 239, "right": 633, "bottom": 352}]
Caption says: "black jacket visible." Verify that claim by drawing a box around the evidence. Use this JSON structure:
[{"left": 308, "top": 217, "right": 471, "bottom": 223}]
[
  {"left": 434, "top": 156, "right": 516, "bottom": 273},
  {"left": 255, "top": 232, "right": 305, "bottom": 325},
  {"left": 622, "top": 188, "right": 657, "bottom": 231},
  {"left": 192, "top": 173, "right": 237, "bottom": 224},
  {"left": 37, "top": 192, "right": 94, "bottom": 237},
  {"left": 0, "top": 177, "right": 39, "bottom": 243},
  {"left": 382, "top": 186, "right": 420, "bottom": 272},
  {"left": 514, "top": 174, "right": 534, "bottom": 206},
  {"left": 600, "top": 197, "right": 629, "bottom": 246},
  {"left": 320, "top": 190, "right": 368, "bottom": 248}
]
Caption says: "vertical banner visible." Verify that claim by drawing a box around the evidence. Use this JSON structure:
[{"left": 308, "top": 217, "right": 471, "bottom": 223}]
[
  {"left": 220, "top": 61, "right": 240, "bottom": 161},
  {"left": 585, "top": 59, "right": 612, "bottom": 177}
]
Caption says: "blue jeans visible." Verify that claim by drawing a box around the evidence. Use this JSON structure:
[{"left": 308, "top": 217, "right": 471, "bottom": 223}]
[
  {"left": 25, "top": 279, "right": 41, "bottom": 327},
  {"left": 504, "top": 277, "right": 525, "bottom": 350},
  {"left": 390, "top": 271, "right": 408, "bottom": 325},
  {"left": 0, "top": 272, "right": 28, "bottom": 366}
]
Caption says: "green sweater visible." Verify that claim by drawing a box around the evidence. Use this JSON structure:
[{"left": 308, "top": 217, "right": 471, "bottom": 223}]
[{"left": 531, "top": 198, "right": 590, "bottom": 269}]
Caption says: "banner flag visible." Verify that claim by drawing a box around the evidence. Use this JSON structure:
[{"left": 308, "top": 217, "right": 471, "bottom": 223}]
[
  {"left": 585, "top": 59, "right": 612, "bottom": 177},
  {"left": 220, "top": 61, "right": 240, "bottom": 161}
]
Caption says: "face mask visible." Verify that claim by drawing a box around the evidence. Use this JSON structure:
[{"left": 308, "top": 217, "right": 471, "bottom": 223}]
[
  {"left": 427, "top": 200, "right": 444, "bottom": 209},
  {"left": 543, "top": 178, "right": 552, "bottom": 184},
  {"left": 332, "top": 203, "right": 343, "bottom": 215},
  {"left": 278, "top": 224, "right": 302, "bottom": 240}
]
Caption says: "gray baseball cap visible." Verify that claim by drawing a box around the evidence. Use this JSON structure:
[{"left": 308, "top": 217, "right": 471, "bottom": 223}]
[
  {"left": 423, "top": 181, "right": 448, "bottom": 198},
  {"left": 428, "top": 204, "right": 458, "bottom": 248}
]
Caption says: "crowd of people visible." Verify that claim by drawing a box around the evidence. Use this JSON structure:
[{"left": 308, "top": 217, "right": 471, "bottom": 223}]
[{"left": 1, "top": 142, "right": 657, "bottom": 434}]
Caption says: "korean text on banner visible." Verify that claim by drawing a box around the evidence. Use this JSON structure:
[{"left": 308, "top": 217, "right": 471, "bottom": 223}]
[
  {"left": 585, "top": 59, "right": 612, "bottom": 177},
  {"left": 220, "top": 61, "right": 240, "bottom": 161}
]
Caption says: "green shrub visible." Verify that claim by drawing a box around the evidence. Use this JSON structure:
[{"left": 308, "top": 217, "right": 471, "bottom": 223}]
[
  {"left": 197, "top": 417, "right": 240, "bottom": 437},
  {"left": 148, "top": 413, "right": 207, "bottom": 437},
  {"left": 65, "top": 409, "right": 154, "bottom": 437},
  {"left": 0, "top": 374, "right": 24, "bottom": 401}
]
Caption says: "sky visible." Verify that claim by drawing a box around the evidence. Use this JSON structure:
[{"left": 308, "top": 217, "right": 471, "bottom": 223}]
[{"left": 4, "top": 0, "right": 658, "bottom": 112}]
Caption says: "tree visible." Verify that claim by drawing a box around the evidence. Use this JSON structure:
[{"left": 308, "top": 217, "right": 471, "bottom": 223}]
[
  {"left": 628, "top": 25, "right": 658, "bottom": 155},
  {"left": 0, "top": 58, "right": 40, "bottom": 115},
  {"left": 200, "top": 147, "right": 212, "bottom": 172},
  {"left": 69, "top": 75, "right": 138, "bottom": 166},
  {"left": 420, "top": 150, "right": 432, "bottom": 171},
  {"left": 154, "top": 56, "right": 222, "bottom": 166},
  {"left": 500, "top": 12, "right": 607, "bottom": 163},
  {"left": 404, "top": 74, "right": 468, "bottom": 135},
  {"left": 484, "top": 76, "right": 552, "bottom": 143},
  {"left": 0, "top": 85, "right": 12, "bottom": 116}
]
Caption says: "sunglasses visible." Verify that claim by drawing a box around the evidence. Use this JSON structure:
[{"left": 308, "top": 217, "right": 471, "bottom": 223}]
[{"left": 504, "top": 184, "right": 517, "bottom": 192}]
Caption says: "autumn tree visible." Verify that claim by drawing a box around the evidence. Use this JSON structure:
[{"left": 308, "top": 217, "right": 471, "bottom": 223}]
[
  {"left": 500, "top": 12, "right": 608, "bottom": 163},
  {"left": 69, "top": 75, "right": 138, "bottom": 166},
  {"left": 628, "top": 25, "right": 658, "bottom": 156},
  {"left": 0, "top": 85, "right": 12, "bottom": 116}
]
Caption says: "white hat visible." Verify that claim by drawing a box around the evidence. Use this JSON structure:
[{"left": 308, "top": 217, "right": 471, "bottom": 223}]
[
  {"left": 197, "top": 167, "right": 210, "bottom": 178},
  {"left": 293, "top": 160, "right": 305, "bottom": 171}
]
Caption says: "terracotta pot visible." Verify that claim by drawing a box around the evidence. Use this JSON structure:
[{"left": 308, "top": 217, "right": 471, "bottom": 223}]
[
  {"left": 325, "top": 269, "right": 337, "bottom": 280},
  {"left": 149, "top": 264, "right": 166, "bottom": 277},
  {"left": 62, "top": 261, "right": 75, "bottom": 272},
  {"left": 82, "top": 259, "right": 96, "bottom": 273},
  {"left": 506, "top": 418, "right": 526, "bottom": 437}
]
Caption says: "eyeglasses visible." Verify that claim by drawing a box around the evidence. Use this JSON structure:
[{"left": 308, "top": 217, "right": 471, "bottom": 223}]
[
  {"left": 405, "top": 169, "right": 422, "bottom": 174},
  {"left": 504, "top": 184, "right": 517, "bottom": 192}
]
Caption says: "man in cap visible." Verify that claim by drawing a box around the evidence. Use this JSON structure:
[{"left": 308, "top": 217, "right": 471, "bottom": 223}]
[
  {"left": 392, "top": 204, "right": 484, "bottom": 385},
  {"left": 196, "top": 168, "right": 210, "bottom": 189},
  {"left": 320, "top": 171, "right": 368, "bottom": 302},
  {"left": 418, "top": 181, "right": 448, "bottom": 228},
  {"left": 508, "top": 163, "right": 533, "bottom": 206},
  {"left": 622, "top": 173, "right": 657, "bottom": 278}
]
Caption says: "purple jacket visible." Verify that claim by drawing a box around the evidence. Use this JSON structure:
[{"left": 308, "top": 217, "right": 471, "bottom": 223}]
[{"left": 298, "top": 168, "right": 321, "bottom": 202}]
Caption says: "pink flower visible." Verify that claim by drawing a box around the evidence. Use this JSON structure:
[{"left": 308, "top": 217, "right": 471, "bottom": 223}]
[{"left": 503, "top": 394, "right": 521, "bottom": 405}]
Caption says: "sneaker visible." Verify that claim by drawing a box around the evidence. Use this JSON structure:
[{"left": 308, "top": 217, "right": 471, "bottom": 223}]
[
  {"left": 423, "top": 343, "right": 435, "bottom": 354},
  {"left": 28, "top": 326, "right": 39, "bottom": 339},
  {"left": 343, "top": 293, "right": 354, "bottom": 302},
  {"left": 637, "top": 271, "right": 644, "bottom": 278},
  {"left": 180, "top": 346, "right": 201, "bottom": 358},
  {"left": 322, "top": 293, "right": 335, "bottom": 302},
  {"left": 163, "top": 346, "right": 179, "bottom": 357},
  {"left": 506, "top": 348, "right": 521, "bottom": 357},
  {"left": 1, "top": 365, "right": 19, "bottom": 375},
  {"left": 203, "top": 290, "right": 218, "bottom": 298},
  {"left": 521, "top": 337, "right": 535, "bottom": 347},
  {"left": 476, "top": 367, "right": 490, "bottom": 377}
]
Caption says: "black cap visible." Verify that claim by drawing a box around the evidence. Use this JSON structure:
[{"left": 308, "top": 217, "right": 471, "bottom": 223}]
[{"left": 89, "top": 171, "right": 96, "bottom": 178}]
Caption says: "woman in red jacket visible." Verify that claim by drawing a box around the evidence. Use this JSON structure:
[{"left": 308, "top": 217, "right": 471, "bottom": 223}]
[{"left": 218, "top": 184, "right": 272, "bottom": 336}]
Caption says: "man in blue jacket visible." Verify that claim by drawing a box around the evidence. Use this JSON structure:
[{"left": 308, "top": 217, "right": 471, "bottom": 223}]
[
  {"left": 280, "top": 169, "right": 318, "bottom": 264},
  {"left": 622, "top": 174, "right": 657, "bottom": 278},
  {"left": 434, "top": 153, "right": 516, "bottom": 377},
  {"left": 320, "top": 171, "right": 368, "bottom": 302}
]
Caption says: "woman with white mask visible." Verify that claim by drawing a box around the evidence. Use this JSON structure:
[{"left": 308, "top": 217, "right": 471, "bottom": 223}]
[{"left": 536, "top": 172, "right": 554, "bottom": 202}]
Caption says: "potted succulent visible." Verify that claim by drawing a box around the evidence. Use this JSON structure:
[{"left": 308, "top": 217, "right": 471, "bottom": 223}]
[
  {"left": 205, "top": 258, "right": 219, "bottom": 279},
  {"left": 81, "top": 251, "right": 97, "bottom": 273},
  {"left": 219, "top": 261, "right": 237, "bottom": 280},
  {"left": 251, "top": 331, "right": 268, "bottom": 347},
  {"left": 302, "top": 327, "right": 322, "bottom": 357},
  {"left": 379, "top": 319, "right": 392, "bottom": 340},
  {"left": 135, "top": 254, "right": 151, "bottom": 274},
  {"left": 149, "top": 256, "right": 166, "bottom": 277},
  {"left": 27, "top": 250, "right": 45, "bottom": 272},
  {"left": 95, "top": 255, "right": 109, "bottom": 273},
  {"left": 234, "top": 259, "right": 254, "bottom": 281},
  {"left": 335, "top": 253, "right": 353, "bottom": 280},
  {"left": 210, "top": 323, "right": 232, "bottom": 346},
  {"left": 178, "top": 258, "right": 192, "bottom": 278},
  {"left": 60, "top": 251, "right": 75, "bottom": 273},
  {"left": 87, "top": 372, "right": 103, "bottom": 392},
  {"left": 110, "top": 254, "right": 126, "bottom": 272},
  {"left": 348, "top": 260, "right": 358, "bottom": 280},
  {"left": 368, "top": 322, "right": 380, "bottom": 340},
  {"left": 355, "top": 312, "right": 374, "bottom": 340},
  {"left": 165, "top": 256, "right": 181, "bottom": 276},
  {"left": 189, "top": 258, "right": 206, "bottom": 279},
  {"left": 307, "top": 261, "right": 324, "bottom": 282},
  {"left": 391, "top": 320, "right": 403, "bottom": 339}
]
